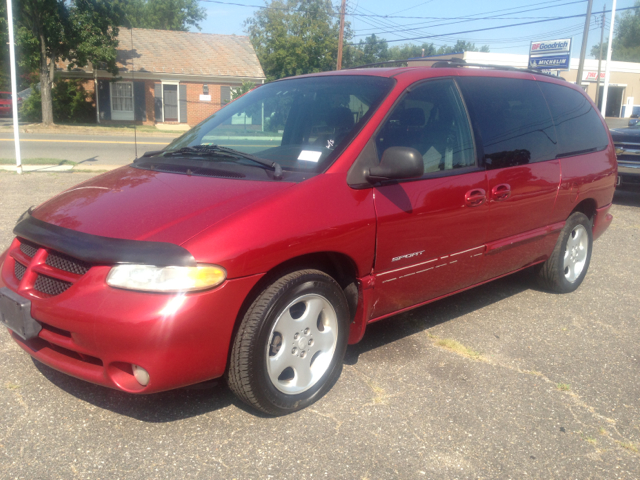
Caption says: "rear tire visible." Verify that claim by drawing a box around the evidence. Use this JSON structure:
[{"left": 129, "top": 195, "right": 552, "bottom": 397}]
[
  {"left": 227, "top": 269, "right": 350, "bottom": 416},
  {"left": 535, "top": 212, "right": 593, "bottom": 293}
]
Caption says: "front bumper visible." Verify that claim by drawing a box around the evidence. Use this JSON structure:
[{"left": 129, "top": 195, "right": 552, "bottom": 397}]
[
  {"left": 1, "top": 243, "right": 263, "bottom": 393},
  {"left": 618, "top": 161, "right": 640, "bottom": 182}
]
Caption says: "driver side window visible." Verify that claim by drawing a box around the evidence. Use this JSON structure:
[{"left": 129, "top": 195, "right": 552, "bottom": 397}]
[{"left": 375, "top": 79, "right": 476, "bottom": 173}]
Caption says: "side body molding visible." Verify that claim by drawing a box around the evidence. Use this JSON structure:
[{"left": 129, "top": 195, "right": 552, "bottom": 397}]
[{"left": 13, "top": 210, "right": 197, "bottom": 267}]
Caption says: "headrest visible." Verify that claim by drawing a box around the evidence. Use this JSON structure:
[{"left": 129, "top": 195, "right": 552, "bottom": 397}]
[
  {"left": 326, "top": 107, "right": 354, "bottom": 129},
  {"left": 399, "top": 108, "right": 425, "bottom": 127}
]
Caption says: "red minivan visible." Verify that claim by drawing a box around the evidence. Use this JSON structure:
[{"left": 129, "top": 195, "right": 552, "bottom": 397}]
[{"left": 0, "top": 64, "right": 616, "bottom": 415}]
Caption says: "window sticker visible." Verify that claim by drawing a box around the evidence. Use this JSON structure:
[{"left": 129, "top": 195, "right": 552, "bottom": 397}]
[{"left": 298, "top": 150, "right": 322, "bottom": 162}]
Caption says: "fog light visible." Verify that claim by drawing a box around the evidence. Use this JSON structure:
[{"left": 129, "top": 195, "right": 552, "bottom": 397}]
[{"left": 132, "top": 364, "right": 150, "bottom": 386}]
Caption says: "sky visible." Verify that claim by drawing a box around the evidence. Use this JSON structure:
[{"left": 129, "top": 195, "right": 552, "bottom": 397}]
[{"left": 194, "top": 0, "right": 637, "bottom": 58}]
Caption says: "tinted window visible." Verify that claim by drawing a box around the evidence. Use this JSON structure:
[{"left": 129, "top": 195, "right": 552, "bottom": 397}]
[
  {"left": 376, "top": 79, "right": 475, "bottom": 173},
  {"left": 457, "top": 77, "right": 557, "bottom": 168},
  {"left": 537, "top": 81, "right": 609, "bottom": 157},
  {"left": 0, "top": 93, "right": 11, "bottom": 100}
]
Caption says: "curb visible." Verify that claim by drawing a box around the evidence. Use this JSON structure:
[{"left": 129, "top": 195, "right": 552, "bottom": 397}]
[
  {"left": 0, "top": 126, "right": 182, "bottom": 138},
  {"left": 0, "top": 164, "right": 126, "bottom": 172}
]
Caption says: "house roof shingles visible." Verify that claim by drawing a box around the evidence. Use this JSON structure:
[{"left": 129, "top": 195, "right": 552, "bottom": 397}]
[{"left": 68, "top": 28, "right": 265, "bottom": 80}]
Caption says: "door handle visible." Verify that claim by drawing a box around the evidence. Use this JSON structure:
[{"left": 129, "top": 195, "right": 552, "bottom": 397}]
[
  {"left": 465, "top": 188, "right": 486, "bottom": 207},
  {"left": 491, "top": 184, "right": 511, "bottom": 201}
]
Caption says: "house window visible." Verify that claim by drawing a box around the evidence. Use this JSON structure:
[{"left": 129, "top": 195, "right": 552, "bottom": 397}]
[{"left": 111, "top": 82, "right": 134, "bottom": 121}]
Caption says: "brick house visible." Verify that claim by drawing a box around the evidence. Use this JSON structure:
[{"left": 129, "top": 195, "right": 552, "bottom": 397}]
[{"left": 59, "top": 28, "right": 265, "bottom": 127}]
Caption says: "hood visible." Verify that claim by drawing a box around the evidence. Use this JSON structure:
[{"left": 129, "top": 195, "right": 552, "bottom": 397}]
[
  {"left": 610, "top": 126, "right": 640, "bottom": 141},
  {"left": 32, "top": 166, "right": 294, "bottom": 245}
]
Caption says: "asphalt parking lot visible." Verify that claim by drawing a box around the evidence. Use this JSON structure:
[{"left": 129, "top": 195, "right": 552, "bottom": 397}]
[{"left": 0, "top": 171, "right": 639, "bottom": 479}]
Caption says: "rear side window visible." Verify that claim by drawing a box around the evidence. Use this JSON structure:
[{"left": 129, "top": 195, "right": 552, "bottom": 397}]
[
  {"left": 457, "top": 77, "right": 557, "bottom": 168},
  {"left": 537, "top": 81, "right": 609, "bottom": 157}
]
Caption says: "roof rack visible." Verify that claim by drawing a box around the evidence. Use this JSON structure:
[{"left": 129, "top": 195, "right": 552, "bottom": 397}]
[
  {"left": 346, "top": 57, "right": 565, "bottom": 81},
  {"left": 346, "top": 57, "right": 466, "bottom": 69},
  {"left": 431, "top": 59, "right": 566, "bottom": 80},
  {"left": 345, "top": 59, "right": 414, "bottom": 69}
]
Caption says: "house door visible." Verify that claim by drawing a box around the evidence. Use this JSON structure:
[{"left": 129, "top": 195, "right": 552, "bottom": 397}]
[
  {"left": 597, "top": 85, "right": 625, "bottom": 117},
  {"left": 163, "top": 85, "right": 178, "bottom": 121}
]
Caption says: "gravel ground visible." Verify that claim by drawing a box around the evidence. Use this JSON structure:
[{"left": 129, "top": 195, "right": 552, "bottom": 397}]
[{"left": 0, "top": 171, "right": 639, "bottom": 479}]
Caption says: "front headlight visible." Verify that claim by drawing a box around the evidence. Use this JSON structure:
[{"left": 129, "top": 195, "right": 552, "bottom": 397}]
[{"left": 106, "top": 264, "right": 226, "bottom": 292}]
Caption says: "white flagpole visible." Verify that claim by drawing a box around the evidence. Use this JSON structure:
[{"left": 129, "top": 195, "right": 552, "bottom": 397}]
[
  {"left": 6, "top": 0, "right": 22, "bottom": 174},
  {"left": 601, "top": 0, "right": 617, "bottom": 118}
]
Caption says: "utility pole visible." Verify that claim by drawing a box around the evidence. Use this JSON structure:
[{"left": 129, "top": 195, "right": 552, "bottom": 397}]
[
  {"left": 575, "top": 0, "right": 594, "bottom": 88},
  {"left": 602, "top": 0, "right": 617, "bottom": 118},
  {"left": 595, "top": 5, "right": 606, "bottom": 109},
  {"left": 336, "top": 0, "right": 347, "bottom": 70},
  {"left": 6, "top": 0, "right": 22, "bottom": 174}
]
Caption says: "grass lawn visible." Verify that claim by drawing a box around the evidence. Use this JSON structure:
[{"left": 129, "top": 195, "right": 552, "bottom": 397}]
[{"left": 0, "top": 158, "right": 76, "bottom": 166}]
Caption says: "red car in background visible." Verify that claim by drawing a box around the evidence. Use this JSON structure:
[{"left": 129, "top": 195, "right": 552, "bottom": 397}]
[
  {"left": 0, "top": 91, "right": 21, "bottom": 116},
  {"left": 0, "top": 63, "right": 616, "bottom": 415}
]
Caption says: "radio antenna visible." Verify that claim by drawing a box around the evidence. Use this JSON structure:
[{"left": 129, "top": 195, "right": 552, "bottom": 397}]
[{"left": 130, "top": 27, "right": 138, "bottom": 159}]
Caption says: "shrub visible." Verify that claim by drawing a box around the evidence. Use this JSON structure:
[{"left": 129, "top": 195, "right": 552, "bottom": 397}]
[{"left": 20, "top": 79, "right": 96, "bottom": 124}]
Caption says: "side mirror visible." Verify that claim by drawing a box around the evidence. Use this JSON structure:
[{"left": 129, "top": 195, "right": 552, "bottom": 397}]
[{"left": 367, "top": 147, "right": 424, "bottom": 182}]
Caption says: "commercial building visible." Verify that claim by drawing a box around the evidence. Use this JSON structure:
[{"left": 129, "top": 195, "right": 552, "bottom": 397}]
[{"left": 408, "top": 51, "right": 640, "bottom": 118}]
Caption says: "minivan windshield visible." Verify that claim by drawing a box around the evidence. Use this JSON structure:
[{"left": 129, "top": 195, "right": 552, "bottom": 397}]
[{"left": 164, "top": 75, "right": 395, "bottom": 173}]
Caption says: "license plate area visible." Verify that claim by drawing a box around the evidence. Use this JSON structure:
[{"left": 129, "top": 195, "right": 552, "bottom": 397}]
[{"left": 0, "top": 287, "right": 41, "bottom": 340}]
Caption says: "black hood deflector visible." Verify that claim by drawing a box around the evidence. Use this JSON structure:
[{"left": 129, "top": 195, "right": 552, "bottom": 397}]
[{"left": 13, "top": 210, "right": 197, "bottom": 267}]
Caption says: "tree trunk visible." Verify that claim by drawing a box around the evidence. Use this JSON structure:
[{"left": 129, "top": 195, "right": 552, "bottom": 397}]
[{"left": 39, "top": 33, "right": 54, "bottom": 126}]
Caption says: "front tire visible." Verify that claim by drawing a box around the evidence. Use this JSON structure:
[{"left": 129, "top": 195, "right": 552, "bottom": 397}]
[
  {"left": 536, "top": 212, "right": 593, "bottom": 293},
  {"left": 227, "top": 269, "right": 350, "bottom": 415}
]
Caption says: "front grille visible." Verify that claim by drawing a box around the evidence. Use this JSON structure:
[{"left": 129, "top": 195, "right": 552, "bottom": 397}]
[
  {"left": 14, "top": 262, "right": 26, "bottom": 280},
  {"left": 20, "top": 240, "right": 38, "bottom": 257},
  {"left": 12, "top": 239, "right": 93, "bottom": 297},
  {"left": 46, "top": 251, "right": 91, "bottom": 275},
  {"left": 34, "top": 274, "right": 72, "bottom": 296}
]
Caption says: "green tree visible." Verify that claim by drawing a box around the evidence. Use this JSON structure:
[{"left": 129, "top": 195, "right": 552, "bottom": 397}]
[
  {"left": 591, "top": 1, "right": 640, "bottom": 62},
  {"left": 387, "top": 42, "right": 437, "bottom": 61},
  {"left": 348, "top": 37, "right": 489, "bottom": 67},
  {"left": 13, "top": 0, "right": 121, "bottom": 126},
  {"left": 353, "top": 34, "right": 390, "bottom": 65},
  {"left": 117, "top": 0, "right": 206, "bottom": 30},
  {"left": 231, "top": 81, "right": 256, "bottom": 100},
  {"left": 0, "top": 5, "right": 8, "bottom": 91},
  {"left": 437, "top": 40, "right": 490, "bottom": 55},
  {"left": 590, "top": 41, "right": 608, "bottom": 59},
  {"left": 245, "top": 0, "right": 352, "bottom": 80}
]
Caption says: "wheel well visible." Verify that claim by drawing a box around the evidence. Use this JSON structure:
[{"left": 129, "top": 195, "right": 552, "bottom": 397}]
[
  {"left": 225, "top": 252, "right": 360, "bottom": 372},
  {"left": 571, "top": 198, "right": 597, "bottom": 222}
]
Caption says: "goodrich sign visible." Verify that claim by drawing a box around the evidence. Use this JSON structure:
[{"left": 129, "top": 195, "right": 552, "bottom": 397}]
[{"left": 528, "top": 39, "right": 572, "bottom": 71}]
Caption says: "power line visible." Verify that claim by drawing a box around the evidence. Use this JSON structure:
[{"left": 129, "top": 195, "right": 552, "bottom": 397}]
[
  {"left": 352, "top": 0, "right": 590, "bottom": 37},
  {"left": 488, "top": 22, "right": 604, "bottom": 49},
  {"left": 200, "top": 0, "right": 590, "bottom": 21},
  {"left": 387, "top": 1, "right": 437, "bottom": 16},
  {"left": 345, "top": 5, "right": 640, "bottom": 46}
]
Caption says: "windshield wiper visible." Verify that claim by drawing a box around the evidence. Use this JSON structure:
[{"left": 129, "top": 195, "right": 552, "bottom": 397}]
[{"left": 158, "top": 145, "right": 283, "bottom": 179}]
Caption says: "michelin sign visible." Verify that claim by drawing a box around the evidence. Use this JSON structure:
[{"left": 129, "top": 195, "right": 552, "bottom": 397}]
[{"left": 528, "top": 39, "right": 572, "bottom": 71}]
